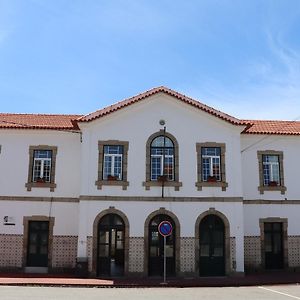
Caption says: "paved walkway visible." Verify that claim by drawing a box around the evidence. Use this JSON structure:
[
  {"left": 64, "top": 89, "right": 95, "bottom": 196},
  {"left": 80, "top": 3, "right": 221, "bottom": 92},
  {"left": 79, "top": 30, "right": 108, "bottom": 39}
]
[{"left": 0, "top": 271, "right": 299, "bottom": 287}]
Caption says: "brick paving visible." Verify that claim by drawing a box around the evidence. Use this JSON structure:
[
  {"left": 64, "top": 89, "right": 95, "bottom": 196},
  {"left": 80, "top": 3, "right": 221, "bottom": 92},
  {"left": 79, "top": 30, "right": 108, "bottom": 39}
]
[{"left": 0, "top": 271, "right": 299, "bottom": 287}]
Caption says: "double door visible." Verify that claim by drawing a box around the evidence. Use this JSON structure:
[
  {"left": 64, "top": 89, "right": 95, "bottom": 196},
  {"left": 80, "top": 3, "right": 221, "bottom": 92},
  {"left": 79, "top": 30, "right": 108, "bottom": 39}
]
[
  {"left": 97, "top": 214, "right": 125, "bottom": 277},
  {"left": 199, "top": 215, "right": 225, "bottom": 276},
  {"left": 264, "top": 222, "right": 283, "bottom": 269},
  {"left": 148, "top": 215, "right": 175, "bottom": 276},
  {"left": 27, "top": 221, "right": 49, "bottom": 267}
]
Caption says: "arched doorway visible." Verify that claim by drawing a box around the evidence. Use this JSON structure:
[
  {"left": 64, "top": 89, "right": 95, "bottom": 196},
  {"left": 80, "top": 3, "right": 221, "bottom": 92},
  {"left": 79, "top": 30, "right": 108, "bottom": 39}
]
[
  {"left": 199, "top": 214, "right": 225, "bottom": 276},
  {"left": 97, "top": 214, "right": 125, "bottom": 277},
  {"left": 148, "top": 214, "right": 176, "bottom": 276}
]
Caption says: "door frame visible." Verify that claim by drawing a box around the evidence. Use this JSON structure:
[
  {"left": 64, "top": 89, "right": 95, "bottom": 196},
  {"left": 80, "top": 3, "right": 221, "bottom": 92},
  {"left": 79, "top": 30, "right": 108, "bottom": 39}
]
[
  {"left": 92, "top": 207, "right": 129, "bottom": 277},
  {"left": 195, "top": 209, "right": 231, "bottom": 276},
  {"left": 22, "top": 216, "right": 55, "bottom": 268},
  {"left": 259, "top": 217, "right": 288, "bottom": 270},
  {"left": 144, "top": 208, "right": 181, "bottom": 276}
]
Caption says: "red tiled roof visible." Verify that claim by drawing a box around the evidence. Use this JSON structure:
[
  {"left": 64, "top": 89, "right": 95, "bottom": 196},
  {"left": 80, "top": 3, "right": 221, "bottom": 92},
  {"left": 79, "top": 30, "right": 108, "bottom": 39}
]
[
  {"left": 0, "top": 113, "right": 82, "bottom": 130},
  {"left": 1, "top": 87, "right": 300, "bottom": 136},
  {"left": 78, "top": 86, "right": 245, "bottom": 125},
  {"left": 242, "top": 120, "right": 300, "bottom": 135}
]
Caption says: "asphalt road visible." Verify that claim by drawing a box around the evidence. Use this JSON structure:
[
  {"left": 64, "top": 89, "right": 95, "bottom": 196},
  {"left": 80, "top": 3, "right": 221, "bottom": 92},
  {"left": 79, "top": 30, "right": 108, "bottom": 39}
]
[{"left": 1, "top": 285, "right": 300, "bottom": 300}]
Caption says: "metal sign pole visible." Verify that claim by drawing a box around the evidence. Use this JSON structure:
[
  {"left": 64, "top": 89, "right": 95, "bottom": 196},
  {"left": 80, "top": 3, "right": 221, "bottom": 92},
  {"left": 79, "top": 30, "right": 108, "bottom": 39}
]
[{"left": 163, "top": 235, "right": 166, "bottom": 284}]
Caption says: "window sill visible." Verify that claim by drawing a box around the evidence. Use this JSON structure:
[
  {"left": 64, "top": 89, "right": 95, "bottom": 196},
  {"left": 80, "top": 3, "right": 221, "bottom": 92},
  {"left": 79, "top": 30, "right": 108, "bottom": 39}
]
[
  {"left": 95, "top": 180, "right": 129, "bottom": 190},
  {"left": 195, "top": 181, "right": 228, "bottom": 191},
  {"left": 142, "top": 180, "right": 182, "bottom": 191},
  {"left": 25, "top": 182, "right": 56, "bottom": 192},
  {"left": 258, "top": 185, "right": 286, "bottom": 195}
]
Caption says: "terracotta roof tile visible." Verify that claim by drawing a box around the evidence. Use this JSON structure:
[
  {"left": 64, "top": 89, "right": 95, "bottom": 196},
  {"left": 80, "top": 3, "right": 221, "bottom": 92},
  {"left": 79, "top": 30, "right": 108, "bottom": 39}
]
[
  {"left": 1, "top": 87, "right": 300, "bottom": 136},
  {"left": 78, "top": 86, "right": 245, "bottom": 125},
  {"left": 242, "top": 120, "right": 300, "bottom": 135},
  {"left": 0, "top": 113, "right": 82, "bottom": 130}
]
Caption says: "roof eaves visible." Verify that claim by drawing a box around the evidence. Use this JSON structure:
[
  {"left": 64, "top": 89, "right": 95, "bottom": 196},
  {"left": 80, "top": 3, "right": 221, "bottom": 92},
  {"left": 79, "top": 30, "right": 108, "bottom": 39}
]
[{"left": 78, "top": 86, "right": 245, "bottom": 126}]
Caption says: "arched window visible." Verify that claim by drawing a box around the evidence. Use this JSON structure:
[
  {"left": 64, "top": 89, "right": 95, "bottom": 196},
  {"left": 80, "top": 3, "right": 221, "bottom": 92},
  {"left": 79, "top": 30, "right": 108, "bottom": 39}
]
[{"left": 150, "top": 136, "right": 174, "bottom": 181}]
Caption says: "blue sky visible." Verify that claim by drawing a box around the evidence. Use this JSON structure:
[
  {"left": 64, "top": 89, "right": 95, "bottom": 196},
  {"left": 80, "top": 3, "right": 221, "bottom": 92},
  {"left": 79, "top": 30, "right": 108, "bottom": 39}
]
[{"left": 0, "top": 0, "right": 300, "bottom": 120}]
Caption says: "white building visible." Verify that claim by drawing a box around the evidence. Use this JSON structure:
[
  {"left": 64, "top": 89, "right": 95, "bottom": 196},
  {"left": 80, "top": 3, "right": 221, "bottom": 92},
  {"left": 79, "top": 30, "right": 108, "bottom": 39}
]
[{"left": 0, "top": 86, "right": 299, "bottom": 277}]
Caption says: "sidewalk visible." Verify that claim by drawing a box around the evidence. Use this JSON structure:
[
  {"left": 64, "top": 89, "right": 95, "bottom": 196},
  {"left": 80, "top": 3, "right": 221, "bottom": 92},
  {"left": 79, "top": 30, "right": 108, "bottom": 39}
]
[{"left": 0, "top": 271, "right": 299, "bottom": 287}]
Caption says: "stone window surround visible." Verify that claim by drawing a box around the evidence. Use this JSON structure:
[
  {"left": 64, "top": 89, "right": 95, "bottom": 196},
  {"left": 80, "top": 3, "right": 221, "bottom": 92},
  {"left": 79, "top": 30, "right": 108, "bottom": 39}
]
[
  {"left": 259, "top": 217, "right": 288, "bottom": 270},
  {"left": 22, "top": 215, "right": 55, "bottom": 269},
  {"left": 144, "top": 208, "right": 181, "bottom": 276},
  {"left": 257, "top": 150, "right": 286, "bottom": 195},
  {"left": 91, "top": 207, "right": 130, "bottom": 277},
  {"left": 195, "top": 142, "right": 228, "bottom": 191},
  {"left": 25, "top": 145, "right": 57, "bottom": 192},
  {"left": 143, "top": 130, "right": 182, "bottom": 191},
  {"left": 195, "top": 208, "right": 232, "bottom": 276},
  {"left": 95, "top": 140, "right": 129, "bottom": 190}
]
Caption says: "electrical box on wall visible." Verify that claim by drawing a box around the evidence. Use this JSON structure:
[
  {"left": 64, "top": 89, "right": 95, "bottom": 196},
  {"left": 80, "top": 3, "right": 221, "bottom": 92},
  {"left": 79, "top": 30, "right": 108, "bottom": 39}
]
[{"left": 3, "top": 216, "right": 15, "bottom": 226}]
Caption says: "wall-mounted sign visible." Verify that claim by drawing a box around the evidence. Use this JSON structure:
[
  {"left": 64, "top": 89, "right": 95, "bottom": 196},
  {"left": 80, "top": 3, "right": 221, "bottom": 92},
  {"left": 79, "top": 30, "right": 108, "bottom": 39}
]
[{"left": 3, "top": 216, "right": 15, "bottom": 226}]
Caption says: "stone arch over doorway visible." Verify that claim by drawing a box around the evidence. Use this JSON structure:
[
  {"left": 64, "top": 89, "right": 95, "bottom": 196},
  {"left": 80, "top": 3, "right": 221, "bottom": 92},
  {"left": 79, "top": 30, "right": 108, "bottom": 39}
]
[
  {"left": 195, "top": 208, "right": 231, "bottom": 275},
  {"left": 92, "top": 207, "right": 129, "bottom": 276},
  {"left": 144, "top": 208, "right": 181, "bottom": 276}
]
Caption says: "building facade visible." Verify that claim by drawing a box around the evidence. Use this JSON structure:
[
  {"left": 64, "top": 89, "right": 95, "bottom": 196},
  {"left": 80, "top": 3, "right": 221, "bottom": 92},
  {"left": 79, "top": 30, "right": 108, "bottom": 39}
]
[{"left": 0, "top": 86, "right": 299, "bottom": 277}]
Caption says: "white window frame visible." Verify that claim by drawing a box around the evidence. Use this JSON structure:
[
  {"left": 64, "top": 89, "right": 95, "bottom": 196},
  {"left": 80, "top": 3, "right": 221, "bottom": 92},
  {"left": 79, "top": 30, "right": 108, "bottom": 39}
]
[
  {"left": 202, "top": 154, "right": 221, "bottom": 178},
  {"left": 263, "top": 155, "right": 280, "bottom": 185},
  {"left": 150, "top": 153, "right": 174, "bottom": 181},
  {"left": 33, "top": 151, "right": 52, "bottom": 182},
  {"left": 103, "top": 152, "right": 123, "bottom": 180}
]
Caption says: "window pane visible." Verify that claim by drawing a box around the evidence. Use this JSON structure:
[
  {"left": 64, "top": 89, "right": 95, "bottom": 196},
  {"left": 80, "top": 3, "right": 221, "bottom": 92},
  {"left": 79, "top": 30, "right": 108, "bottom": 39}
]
[
  {"left": 113, "top": 156, "right": 122, "bottom": 179},
  {"left": 151, "top": 156, "right": 162, "bottom": 180},
  {"left": 271, "top": 164, "right": 280, "bottom": 183},
  {"left": 212, "top": 157, "right": 221, "bottom": 180},
  {"left": 164, "top": 156, "right": 174, "bottom": 180},
  {"left": 34, "top": 150, "right": 52, "bottom": 159},
  {"left": 151, "top": 136, "right": 173, "bottom": 147},
  {"left": 33, "top": 160, "right": 42, "bottom": 181},
  {"left": 202, "top": 147, "right": 220, "bottom": 156},
  {"left": 202, "top": 157, "right": 210, "bottom": 181},
  {"left": 263, "top": 155, "right": 279, "bottom": 163},
  {"left": 104, "top": 145, "right": 123, "bottom": 154},
  {"left": 262, "top": 155, "right": 280, "bottom": 185},
  {"left": 103, "top": 156, "right": 112, "bottom": 179},
  {"left": 263, "top": 163, "right": 271, "bottom": 185}
]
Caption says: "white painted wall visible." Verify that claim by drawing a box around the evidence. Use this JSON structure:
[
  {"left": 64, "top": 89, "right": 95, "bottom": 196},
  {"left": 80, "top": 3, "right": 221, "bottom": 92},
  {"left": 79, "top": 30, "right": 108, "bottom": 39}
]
[
  {"left": 0, "top": 201, "right": 78, "bottom": 236},
  {"left": 244, "top": 204, "right": 300, "bottom": 236},
  {"left": 0, "top": 130, "right": 81, "bottom": 198},
  {"left": 79, "top": 94, "right": 244, "bottom": 198},
  {"left": 241, "top": 135, "right": 300, "bottom": 200}
]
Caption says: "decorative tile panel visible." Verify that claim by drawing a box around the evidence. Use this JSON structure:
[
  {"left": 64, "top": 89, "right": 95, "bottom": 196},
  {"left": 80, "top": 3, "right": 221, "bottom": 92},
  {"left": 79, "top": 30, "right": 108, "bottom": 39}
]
[
  {"left": 129, "top": 237, "right": 144, "bottom": 273},
  {"left": 244, "top": 236, "right": 261, "bottom": 270},
  {"left": 87, "top": 236, "right": 93, "bottom": 273},
  {"left": 180, "top": 237, "right": 195, "bottom": 273},
  {"left": 52, "top": 236, "right": 78, "bottom": 268},
  {"left": 0, "top": 234, "right": 23, "bottom": 268},
  {"left": 288, "top": 236, "right": 300, "bottom": 267},
  {"left": 230, "top": 237, "right": 236, "bottom": 271}
]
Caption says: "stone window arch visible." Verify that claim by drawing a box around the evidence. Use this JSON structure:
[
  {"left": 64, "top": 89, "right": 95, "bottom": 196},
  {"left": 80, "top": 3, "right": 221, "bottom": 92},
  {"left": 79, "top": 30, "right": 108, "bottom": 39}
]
[{"left": 143, "top": 130, "right": 182, "bottom": 191}]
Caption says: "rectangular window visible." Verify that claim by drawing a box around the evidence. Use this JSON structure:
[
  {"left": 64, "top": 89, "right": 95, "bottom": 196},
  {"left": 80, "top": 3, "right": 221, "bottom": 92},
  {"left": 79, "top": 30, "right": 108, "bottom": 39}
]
[
  {"left": 103, "top": 145, "right": 123, "bottom": 180},
  {"left": 150, "top": 148, "right": 174, "bottom": 181},
  {"left": 262, "top": 155, "right": 280, "bottom": 186},
  {"left": 201, "top": 147, "right": 221, "bottom": 181},
  {"left": 32, "top": 150, "right": 52, "bottom": 183}
]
